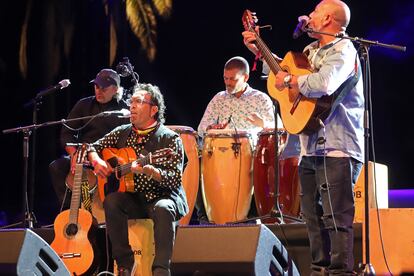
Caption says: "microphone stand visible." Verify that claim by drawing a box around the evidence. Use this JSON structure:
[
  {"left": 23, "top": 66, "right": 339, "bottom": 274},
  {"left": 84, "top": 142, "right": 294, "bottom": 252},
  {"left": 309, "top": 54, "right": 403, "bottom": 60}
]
[
  {"left": 271, "top": 100, "right": 284, "bottom": 224},
  {"left": 2, "top": 112, "right": 118, "bottom": 229},
  {"left": 305, "top": 27, "right": 406, "bottom": 275}
]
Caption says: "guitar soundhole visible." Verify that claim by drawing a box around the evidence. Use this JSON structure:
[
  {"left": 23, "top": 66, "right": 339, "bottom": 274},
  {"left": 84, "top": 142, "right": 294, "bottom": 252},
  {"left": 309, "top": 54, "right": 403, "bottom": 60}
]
[
  {"left": 66, "top": 223, "right": 78, "bottom": 236},
  {"left": 105, "top": 157, "right": 120, "bottom": 197}
]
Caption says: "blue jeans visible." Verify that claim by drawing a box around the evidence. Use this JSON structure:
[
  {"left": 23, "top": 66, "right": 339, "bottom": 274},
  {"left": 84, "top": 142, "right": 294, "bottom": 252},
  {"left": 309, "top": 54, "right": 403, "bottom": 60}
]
[
  {"left": 299, "top": 156, "right": 362, "bottom": 275},
  {"left": 104, "top": 192, "right": 178, "bottom": 275}
]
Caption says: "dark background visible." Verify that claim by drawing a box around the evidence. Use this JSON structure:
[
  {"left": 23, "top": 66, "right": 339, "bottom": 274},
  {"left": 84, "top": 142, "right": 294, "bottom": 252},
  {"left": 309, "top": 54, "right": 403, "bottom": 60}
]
[{"left": 1, "top": 0, "right": 412, "bottom": 227}]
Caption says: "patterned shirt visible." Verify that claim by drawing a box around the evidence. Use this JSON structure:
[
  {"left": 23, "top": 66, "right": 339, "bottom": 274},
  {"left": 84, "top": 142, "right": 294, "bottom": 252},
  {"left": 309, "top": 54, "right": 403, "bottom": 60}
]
[
  {"left": 91, "top": 125, "right": 183, "bottom": 201},
  {"left": 197, "top": 85, "right": 275, "bottom": 140}
]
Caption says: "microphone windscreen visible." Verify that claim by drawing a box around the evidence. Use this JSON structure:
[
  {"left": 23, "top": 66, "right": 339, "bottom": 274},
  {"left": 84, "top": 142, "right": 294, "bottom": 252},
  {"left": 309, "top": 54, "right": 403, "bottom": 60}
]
[{"left": 59, "top": 79, "right": 71, "bottom": 88}]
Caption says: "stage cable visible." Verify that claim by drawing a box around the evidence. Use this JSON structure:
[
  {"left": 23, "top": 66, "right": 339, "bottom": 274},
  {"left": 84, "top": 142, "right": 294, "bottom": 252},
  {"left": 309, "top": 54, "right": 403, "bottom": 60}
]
[
  {"left": 318, "top": 126, "right": 339, "bottom": 233},
  {"left": 366, "top": 51, "right": 393, "bottom": 275}
]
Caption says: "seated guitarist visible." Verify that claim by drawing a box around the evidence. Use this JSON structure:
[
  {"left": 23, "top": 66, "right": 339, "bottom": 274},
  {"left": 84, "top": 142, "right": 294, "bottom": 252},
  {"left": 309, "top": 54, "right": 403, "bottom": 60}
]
[
  {"left": 88, "top": 83, "right": 188, "bottom": 276},
  {"left": 242, "top": 0, "right": 364, "bottom": 275},
  {"left": 49, "top": 68, "right": 129, "bottom": 211}
]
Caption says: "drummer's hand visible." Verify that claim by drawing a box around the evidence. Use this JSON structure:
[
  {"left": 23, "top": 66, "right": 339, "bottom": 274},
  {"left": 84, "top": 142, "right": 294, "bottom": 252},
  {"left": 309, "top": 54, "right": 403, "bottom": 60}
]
[
  {"left": 246, "top": 112, "right": 265, "bottom": 128},
  {"left": 206, "top": 122, "right": 229, "bottom": 130},
  {"left": 92, "top": 158, "right": 113, "bottom": 178}
]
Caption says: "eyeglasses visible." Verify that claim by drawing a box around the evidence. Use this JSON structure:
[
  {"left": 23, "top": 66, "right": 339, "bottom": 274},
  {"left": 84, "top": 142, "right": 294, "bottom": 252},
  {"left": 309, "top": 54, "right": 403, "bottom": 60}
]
[{"left": 130, "top": 98, "right": 154, "bottom": 106}]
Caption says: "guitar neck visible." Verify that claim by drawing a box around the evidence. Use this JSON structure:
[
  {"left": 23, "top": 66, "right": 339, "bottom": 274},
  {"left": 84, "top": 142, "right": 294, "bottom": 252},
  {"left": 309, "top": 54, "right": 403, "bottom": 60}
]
[
  {"left": 114, "top": 154, "right": 151, "bottom": 177},
  {"left": 254, "top": 32, "right": 283, "bottom": 75},
  {"left": 68, "top": 163, "right": 83, "bottom": 224}
]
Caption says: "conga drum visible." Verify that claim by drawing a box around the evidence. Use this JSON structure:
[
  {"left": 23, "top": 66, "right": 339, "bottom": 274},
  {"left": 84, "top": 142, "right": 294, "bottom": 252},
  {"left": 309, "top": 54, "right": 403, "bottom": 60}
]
[
  {"left": 253, "top": 129, "right": 300, "bottom": 220},
  {"left": 167, "top": 125, "right": 200, "bottom": 225},
  {"left": 201, "top": 129, "right": 253, "bottom": 224}
]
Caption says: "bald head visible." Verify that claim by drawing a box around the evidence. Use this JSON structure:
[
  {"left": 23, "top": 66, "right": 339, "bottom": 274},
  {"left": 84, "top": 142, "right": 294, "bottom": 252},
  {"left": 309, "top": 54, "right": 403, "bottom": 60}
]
[{"left": 320, "top": 0, "right": 351, "bottom": 30}]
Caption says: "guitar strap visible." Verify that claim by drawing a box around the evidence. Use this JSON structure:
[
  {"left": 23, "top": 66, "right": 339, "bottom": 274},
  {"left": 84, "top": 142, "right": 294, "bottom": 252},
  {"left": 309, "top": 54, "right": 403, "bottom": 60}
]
[
  {"left": 81, "top": 179, "right": 92, "bottom": 212},
  {"left": 328, "top": 56, "right": 362, "bottom": 116}
]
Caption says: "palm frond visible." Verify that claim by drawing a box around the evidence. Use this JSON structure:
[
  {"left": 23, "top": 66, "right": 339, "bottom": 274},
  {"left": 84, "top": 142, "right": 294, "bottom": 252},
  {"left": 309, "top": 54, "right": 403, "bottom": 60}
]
[
  {"left": 110, "top": 14, "right": 118, "bottom": 66},
  {"left": 19, "top": 0, "right": 33, "bottom": 78},
  {"left": 152, "top": 0, "right": 172, "bottom": 18},
  {"left": 126, "top": 0, "right": 157, "bottom": 61}
]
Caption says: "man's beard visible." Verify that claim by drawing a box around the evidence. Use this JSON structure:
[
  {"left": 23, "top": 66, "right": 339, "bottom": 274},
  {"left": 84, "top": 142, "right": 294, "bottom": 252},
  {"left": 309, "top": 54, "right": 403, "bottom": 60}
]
[{"left": 226, "top": 86, "right": 239, "bottom": 94}]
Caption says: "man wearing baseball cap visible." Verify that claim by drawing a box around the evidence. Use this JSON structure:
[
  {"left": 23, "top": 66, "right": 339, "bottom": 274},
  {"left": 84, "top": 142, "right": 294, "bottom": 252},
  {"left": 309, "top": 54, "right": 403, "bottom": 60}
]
[{"left": 49, "top": 68, "right": 129, "bottom": 213}]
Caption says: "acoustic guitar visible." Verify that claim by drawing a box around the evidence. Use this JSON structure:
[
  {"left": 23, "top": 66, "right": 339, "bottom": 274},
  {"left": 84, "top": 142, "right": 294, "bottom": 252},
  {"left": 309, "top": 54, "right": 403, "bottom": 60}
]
[
  {"left": 97, "top": 147, "right": 174, "bottom": 202},
  {"left": 65, "top": 150, "right": 97, "bottom": 193},
  {"left": 51, "top": 144, "right": 97, "bottom": 275},
  {"left": 242, "top": 10, "right": 335, "bottom": 134}
]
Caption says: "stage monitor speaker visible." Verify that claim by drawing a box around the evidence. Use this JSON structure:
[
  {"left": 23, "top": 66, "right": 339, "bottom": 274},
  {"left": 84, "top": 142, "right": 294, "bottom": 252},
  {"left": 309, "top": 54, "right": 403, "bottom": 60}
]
[
  {"left": 171, "top": 224, "right": 299, "bottom": 276},
  {"left": 0, "top": 228, "right": 70, "bottom": 275}
]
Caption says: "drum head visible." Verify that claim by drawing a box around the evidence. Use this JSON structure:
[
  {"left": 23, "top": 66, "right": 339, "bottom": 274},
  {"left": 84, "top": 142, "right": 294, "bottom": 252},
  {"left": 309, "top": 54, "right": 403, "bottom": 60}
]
[
  {"left": 206, "top": 129, "right": 251, "bottom": 138},
  {"left": 166, "top": 125, "right": 196, "bottom": 135}
]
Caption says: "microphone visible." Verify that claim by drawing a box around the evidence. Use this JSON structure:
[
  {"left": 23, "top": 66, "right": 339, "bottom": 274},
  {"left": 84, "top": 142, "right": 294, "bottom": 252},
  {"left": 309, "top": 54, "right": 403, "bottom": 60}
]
[
  {"left": 116, "top": 56, "right": 140, "bottom": 84},
  {"left": 116, "top": 57, "right": 134, "bottom": 77},
  {"left": 36, "top": 79, "right": 71, "bottom": 99},
  {"left": 292, "top": 15, "right": 310, "bottom": 39},
  {"left": 101, "top": 109, "right": 131, "bottom": 118}
]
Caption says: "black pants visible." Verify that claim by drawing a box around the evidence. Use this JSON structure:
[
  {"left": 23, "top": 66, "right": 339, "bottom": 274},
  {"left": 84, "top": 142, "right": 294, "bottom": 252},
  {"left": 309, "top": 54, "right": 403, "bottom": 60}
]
[
  {"left": 49, "top": 155, "right": 71, "bottom": 210},
  {"left": 104, "top": 192, "right": 178, "bottom": 276},
  {"left": 299, "top": 156, "right": 362, "bottom": 275}
]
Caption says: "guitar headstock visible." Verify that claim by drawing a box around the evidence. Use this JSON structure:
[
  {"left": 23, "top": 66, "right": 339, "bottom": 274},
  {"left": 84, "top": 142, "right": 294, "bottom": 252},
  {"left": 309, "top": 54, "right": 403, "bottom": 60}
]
[
  {"left": 242, "top": 10, "right": 258, "bottom": 32},
  {"left": 76, "top": 143, "right": 90, "bottom": 164}
]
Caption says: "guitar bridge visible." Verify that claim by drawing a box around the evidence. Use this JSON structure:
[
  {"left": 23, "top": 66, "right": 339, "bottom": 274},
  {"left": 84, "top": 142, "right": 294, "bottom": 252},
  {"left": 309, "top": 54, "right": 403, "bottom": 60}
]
[{"left": 60, "top": 253, "right": 81, "bottom": 259}]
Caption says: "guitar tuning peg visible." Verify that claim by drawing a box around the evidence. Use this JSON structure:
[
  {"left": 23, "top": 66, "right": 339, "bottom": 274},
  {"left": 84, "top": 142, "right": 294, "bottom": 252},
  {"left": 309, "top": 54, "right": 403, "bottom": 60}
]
[{"left": 259, "top": 25, "right": 272, "bottom": 31}]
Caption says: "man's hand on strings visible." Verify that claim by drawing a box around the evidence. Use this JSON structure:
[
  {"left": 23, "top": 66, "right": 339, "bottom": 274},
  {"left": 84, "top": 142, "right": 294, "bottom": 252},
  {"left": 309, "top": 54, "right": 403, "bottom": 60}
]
[{"left": 242, "top": 27, "right": 260, "bottom": 55}]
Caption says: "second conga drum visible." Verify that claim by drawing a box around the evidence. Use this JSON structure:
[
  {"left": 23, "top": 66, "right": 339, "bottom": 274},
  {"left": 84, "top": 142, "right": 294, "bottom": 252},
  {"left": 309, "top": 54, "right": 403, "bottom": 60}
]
[
  {"left": 166, "top": 125, "right": 199, "bottom": 225},
  {"left": 201, "top": 129, "right": 253, "bottom": 224},
  {"left": 253, "top": 129, "right": 301, "bottom": 220}
]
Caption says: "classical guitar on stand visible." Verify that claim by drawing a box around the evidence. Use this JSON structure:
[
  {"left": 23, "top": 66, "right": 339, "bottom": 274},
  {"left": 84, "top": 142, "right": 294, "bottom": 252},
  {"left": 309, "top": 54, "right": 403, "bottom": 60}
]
[
  {"left": 98, "top": 147, "right": 175, "bottom": 202},
  {"left": 242, "top": 10, "right": 335, "bottom": 134},
  {"left": 51, "top": 144, "right": 97, "bottom": 275},
  {"left": 65, "top": 163, "right": 96, "bottom": 193}
]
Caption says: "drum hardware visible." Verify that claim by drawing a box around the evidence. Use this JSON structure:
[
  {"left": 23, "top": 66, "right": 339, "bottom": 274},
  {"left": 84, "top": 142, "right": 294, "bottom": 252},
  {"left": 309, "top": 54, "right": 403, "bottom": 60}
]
[
  {"left": 228, "top": 115, "right": 242, "bottom": 157},
  {"left": 205, "top": 139, "right": 213, "bottom": 156},
  {"left": 231, "top": 142, "right": 241, "bottom": 157}
]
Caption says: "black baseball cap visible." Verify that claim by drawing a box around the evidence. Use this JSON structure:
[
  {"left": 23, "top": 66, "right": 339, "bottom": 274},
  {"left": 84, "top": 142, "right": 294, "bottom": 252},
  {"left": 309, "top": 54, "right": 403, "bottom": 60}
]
[{"left": 90, "top": 69, "right": 120, "bottom": 88}]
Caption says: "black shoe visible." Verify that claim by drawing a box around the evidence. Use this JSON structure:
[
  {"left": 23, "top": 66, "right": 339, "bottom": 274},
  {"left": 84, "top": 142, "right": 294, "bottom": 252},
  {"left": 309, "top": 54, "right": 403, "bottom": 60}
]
[{"left": 198, "top": 215, "right": 211, "bottom": 225}]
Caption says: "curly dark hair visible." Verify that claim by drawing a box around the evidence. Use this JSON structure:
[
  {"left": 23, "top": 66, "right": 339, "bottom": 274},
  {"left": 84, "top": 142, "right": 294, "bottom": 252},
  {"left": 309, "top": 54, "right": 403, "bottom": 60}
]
[{"left": 133, "top": 83, "right": 166, "bottom": 123}]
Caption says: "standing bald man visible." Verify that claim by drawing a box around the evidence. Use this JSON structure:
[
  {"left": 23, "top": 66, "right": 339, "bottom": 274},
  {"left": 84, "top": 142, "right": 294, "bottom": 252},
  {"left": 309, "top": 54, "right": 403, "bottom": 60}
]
[{"left": 243, "top": 1, "right": 364, "bottom": 275}]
